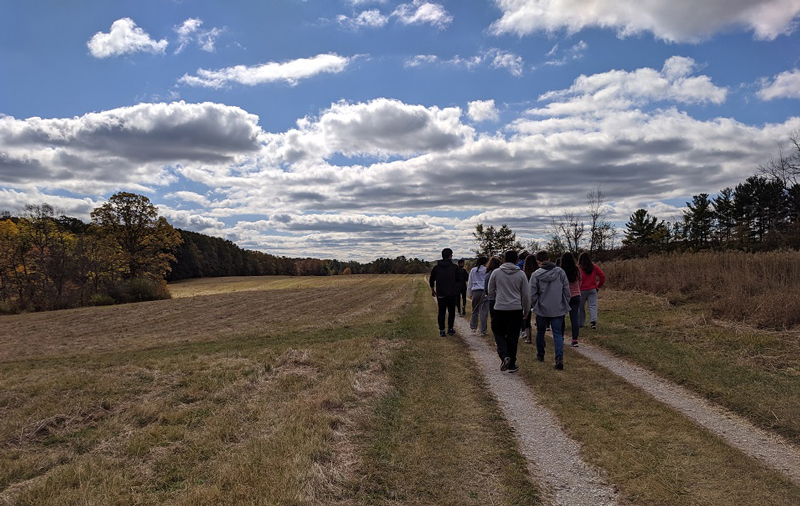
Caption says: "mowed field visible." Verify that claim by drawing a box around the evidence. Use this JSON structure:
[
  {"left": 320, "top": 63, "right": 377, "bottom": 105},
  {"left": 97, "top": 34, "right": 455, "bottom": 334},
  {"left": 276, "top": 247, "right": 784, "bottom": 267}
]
[{"left": 0, "top": 276, "right": 539, "bottom": 505}]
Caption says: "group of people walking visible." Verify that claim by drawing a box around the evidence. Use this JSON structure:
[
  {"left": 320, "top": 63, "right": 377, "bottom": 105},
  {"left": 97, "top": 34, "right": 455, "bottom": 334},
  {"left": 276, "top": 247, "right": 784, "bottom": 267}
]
[{"left": 429, "top": 248, "right": 606, "bottom": 372}]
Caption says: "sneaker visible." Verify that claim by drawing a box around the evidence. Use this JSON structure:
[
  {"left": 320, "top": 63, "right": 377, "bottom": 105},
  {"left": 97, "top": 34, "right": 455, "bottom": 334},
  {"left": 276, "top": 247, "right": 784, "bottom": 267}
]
[
  {"left": 571, "top": 340, "right": 579, "bottom": 347},
  {"left": 439, "top": 330, "right": 446, "bottom": 337},
  {"left": 590, "top": 321, "right": 597, "bottom": 330},
  {"left": 508, "top": 364, "right": 520, "bottom": 373},
  {"left": 480, "top": 331, "right": 489, "bottom": 336},
  {"left": 524, "top": 337, "right": 532, "bottom": 344},
  {"left": 447, "top": 328, "right": 456, "bottom": 335},
  {"left": 536, "top": 354, "right": 544, "bottom": 362},
  {"left": 501, "top": 357, "right": 511, "bottom": 371},
  {"left": 555, "top": 358, "right": 564, "bottom": 370}
]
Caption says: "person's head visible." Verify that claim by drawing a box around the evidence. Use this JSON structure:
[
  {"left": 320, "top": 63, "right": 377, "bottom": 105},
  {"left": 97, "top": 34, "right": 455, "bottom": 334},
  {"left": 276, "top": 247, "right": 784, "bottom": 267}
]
[
  {"left": 476, "top": 256, "right": 488, "bottom": 267},
  {"left": 535, "top": 250, "right": 549, "bottom": 264},
  {"left": 519, "top": 251, "right": 530, "bottom": 261},
  {"left": 561, "top": 252, "right": 578, "bottom": 282},
  {"left": 523, "top": 255, "right": 538, "bottom": 279},
  {"left": 504, "top": 250, "right": 518, "bottom": 264},
  {"left": 457, "top": 258, "right": 465, "bottom": 267},
  {"left": 486, "top": 257, "right": 502, "bottom": 271},
  {"left": 441, "top": 248, "right": 453, "bottom": 260},
  {"left": 579, "top": 251, "right": 594, "bottom": 274}
]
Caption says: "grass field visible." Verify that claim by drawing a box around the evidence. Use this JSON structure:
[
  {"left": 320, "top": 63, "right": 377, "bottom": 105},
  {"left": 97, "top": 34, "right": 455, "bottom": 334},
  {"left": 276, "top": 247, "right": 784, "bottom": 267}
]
[{"left": 0, "top": 275, "right": 540, "bottom": 505}]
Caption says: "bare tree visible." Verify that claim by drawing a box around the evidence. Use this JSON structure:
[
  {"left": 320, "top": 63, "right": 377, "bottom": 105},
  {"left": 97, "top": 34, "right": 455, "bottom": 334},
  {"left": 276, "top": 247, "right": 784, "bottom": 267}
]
[
  {"left": 758, "top": 130, "right": 800, "bottom": 187},
  {"left": 552, "top": 212, "right": 584, "bottom": 253},
  {"left": 586, "top": 187, "right": 616, "bottom": 254}
]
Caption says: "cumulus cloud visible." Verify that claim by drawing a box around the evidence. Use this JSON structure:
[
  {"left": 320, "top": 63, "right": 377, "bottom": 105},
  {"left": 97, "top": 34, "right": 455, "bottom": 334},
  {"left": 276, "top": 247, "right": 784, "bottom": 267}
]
[
  {"left": 174, "top": 18, "right": 223, "bottom": 53},
  {"left": 0, "top": 101, "right": 261, "bottom": 193},
  {"left": 468, "top": 100, "right": 500, "bottom": 122},
  {"left": 178, "top": 53, "right": 352, "bottom": 88},
  {"left": 758, "top": 69, "right": 800, "bottom": 100},
  {"left": 489, "top": 0, "right": 800, "bottom": 42},
  {"left": 87, "top": 18, "right": 168, "bottom": 58},
  {"left": 393, "top": 1, "right": 453, "bottom": 28},
  {"left": 490, "top": 50, "right": 525, "bottom": 76},
  {"left": 529, "top": 56, "right": 727, "bottom": 116},
  {"left": 337, "top": 10, "right": 390, "bottom": 29}
]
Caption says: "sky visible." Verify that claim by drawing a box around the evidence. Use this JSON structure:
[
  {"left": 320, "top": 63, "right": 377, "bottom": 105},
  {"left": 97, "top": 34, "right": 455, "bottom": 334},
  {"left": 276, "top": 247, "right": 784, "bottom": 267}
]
[{"left": 1, "top": 0, "right": 799, "bottom": 261}]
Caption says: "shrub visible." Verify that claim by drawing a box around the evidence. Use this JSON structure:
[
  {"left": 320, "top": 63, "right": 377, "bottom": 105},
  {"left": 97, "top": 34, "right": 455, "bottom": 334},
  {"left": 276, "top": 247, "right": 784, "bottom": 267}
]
[{"left": 89, "top": 294, "right": 116, "bottom": 306}]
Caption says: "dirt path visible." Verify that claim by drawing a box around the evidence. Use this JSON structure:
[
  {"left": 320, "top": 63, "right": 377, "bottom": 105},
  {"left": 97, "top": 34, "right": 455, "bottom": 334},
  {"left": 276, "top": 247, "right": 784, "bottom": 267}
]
[
  {"left": 451, "top": 313, "right": 622, "bottom": 506},
  {"left": 574, "top": 342, "right": 800, "bottom": 486}
]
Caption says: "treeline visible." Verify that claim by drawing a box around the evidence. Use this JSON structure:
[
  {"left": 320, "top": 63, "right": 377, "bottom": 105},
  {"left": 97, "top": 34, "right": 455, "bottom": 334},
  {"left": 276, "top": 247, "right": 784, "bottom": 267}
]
[{"left": 168, "top": 229, "right": 430, "bottom": 279}]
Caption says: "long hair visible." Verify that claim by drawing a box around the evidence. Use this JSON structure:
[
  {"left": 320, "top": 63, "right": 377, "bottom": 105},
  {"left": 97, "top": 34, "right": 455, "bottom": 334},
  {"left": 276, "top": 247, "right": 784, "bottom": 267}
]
[
  {"left": 561, "top": 252, "right": 579, "bottom": 283},
  {"left": 523, "top": 255, "right": 537, "bottom": 280},
  {"left": 578, "top": 251, "right": 594, "bottom": 275},
  {"left": 486, "top": 256, "right": 501, "bottom": 272}
]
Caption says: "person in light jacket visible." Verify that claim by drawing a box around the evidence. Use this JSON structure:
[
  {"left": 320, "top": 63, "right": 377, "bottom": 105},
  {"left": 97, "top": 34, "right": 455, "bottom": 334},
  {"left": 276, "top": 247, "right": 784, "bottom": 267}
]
[
  {"left": 467, "top": 257, "right": 489, "bottom": 334},
  {"left": 488, "top": 251, "right": 531, "bottom": 373},
  {"left": 530, "top": 250, "right": 571, "bottom": 370}
]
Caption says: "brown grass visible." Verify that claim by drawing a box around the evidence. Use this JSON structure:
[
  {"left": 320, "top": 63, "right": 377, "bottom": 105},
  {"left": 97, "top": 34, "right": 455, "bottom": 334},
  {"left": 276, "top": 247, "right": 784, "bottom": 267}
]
[{"left": 601, "top": 250, "right": 800, "bottom": 328}]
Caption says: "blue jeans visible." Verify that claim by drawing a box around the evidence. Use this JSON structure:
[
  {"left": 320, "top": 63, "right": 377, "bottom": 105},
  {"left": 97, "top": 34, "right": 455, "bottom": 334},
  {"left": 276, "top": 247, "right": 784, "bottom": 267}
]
[{"left": 535, "top": 314, "right": 565, "bottom": 361}]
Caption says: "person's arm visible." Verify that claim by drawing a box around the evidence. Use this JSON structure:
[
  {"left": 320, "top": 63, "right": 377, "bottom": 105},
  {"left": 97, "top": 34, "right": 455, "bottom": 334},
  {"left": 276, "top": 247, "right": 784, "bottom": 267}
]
[
  {"left": 521, "top": 273, "right": 531, "bottom": 318},
  {"left": 487, "top": 270, "right": 497, "bottom": 300},
  {"left": 429, "top": 266, "right": 437, "bottom": 297},
  {"left": 561, "top": 270, "right": 571, "bottom": 305},
  {"left": 595, "top": 264, "right": 606, "bottom": 290},
  {"left": 529, "top": 274, "right": 538, "bottom": 310},
  {"left": 467, "top": 269, "right": 473, "bottom": 299}
]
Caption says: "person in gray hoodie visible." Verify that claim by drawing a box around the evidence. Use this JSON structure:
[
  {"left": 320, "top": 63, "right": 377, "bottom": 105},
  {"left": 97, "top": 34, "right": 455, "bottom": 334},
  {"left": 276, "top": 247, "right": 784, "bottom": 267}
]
[
  {"left": 529, "top": 250, "right": 571, "bottom": 370},
  {"left": 487, "top": 250, "right": 531, "bottom": 373}
]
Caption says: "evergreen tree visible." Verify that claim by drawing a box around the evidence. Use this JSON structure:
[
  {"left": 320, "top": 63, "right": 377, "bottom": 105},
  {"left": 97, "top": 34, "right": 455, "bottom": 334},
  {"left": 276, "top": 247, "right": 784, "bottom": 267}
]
[{"left": 684, "top": 193, "right": 714, "bottom": 249}]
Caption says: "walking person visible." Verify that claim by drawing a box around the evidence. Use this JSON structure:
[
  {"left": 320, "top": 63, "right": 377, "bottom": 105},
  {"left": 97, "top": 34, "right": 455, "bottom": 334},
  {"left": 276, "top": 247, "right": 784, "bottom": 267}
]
[
  {"left": 521, "top": 255, "right": 538, "bottom": 344},
  {"left": 484, "top": 256, "right": 502, "bottom": 323},
  {"left": 429, "top": 248, "right": 462, "bottom": 337},
  {"left": 530, "top": 250, "right": 571, "bottom": 370},
  {"left": 457, "top": 259, "right": 469, "bottom": 316},
  {"left": 578, "top": 252, "right": 606, "bottom": 330},
  {"left": 468, "top": 257, "right": 489, "bottom": 335},
  {"left": 488, "top": 251, "right": 531, "bottom": 373},
  {"left": 561, "top": 252, "right": 582, "bottom": 347}
]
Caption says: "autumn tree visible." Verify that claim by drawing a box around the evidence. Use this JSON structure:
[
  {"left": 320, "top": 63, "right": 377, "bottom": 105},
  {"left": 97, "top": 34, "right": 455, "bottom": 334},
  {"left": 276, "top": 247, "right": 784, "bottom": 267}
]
[{"left": 90, "top": 192, "right": 182, "bottom": 280}]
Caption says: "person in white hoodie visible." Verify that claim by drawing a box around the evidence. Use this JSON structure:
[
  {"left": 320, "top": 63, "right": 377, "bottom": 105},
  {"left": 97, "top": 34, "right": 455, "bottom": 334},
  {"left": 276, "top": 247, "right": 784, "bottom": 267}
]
[
  {"left": 529, "top": 250, "right": 571, "bottom": 370},
  {"left": 487, "top": 250, "right": 531, "bottom": 373},
  {"left": 467, "top": 257, "right": 489, "bottom": 334}
]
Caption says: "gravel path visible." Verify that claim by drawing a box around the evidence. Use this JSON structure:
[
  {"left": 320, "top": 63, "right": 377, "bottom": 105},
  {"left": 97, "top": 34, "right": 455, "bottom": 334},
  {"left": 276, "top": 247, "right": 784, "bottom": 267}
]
[
  {"left": 451, "top": 314, "right": 623, "bottom": 506},
  {"left": 574, "top": 342, "right": 800, "bottom": 486}
]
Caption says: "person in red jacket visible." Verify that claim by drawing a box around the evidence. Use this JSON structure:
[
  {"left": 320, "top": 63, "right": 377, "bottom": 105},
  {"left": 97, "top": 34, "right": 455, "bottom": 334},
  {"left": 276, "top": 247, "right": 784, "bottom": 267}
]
[{"left": 578, "top": 252, "right": 605, "bottom": 330}]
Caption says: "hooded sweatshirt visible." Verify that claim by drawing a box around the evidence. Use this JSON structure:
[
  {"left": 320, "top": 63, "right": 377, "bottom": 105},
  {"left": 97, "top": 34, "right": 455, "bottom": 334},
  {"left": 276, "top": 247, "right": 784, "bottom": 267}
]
[
  {"left": 487, "top": 262, "right": 531, "bottom": 314},
  {"left": 429, "top": 259, "right": 461, "bottom": 298},
  {"left": 529, "top": 261, "right": 571, "bottom": 317}
]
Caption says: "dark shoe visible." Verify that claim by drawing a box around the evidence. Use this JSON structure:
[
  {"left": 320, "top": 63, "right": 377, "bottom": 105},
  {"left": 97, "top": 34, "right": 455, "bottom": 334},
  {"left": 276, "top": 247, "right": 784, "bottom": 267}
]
[
  {"left": 508, "top": 364, "right": 520, "bottom": 373},
  {"left": 590, "top": 321, "right": 597, "bottom": 330},
  {"left": 501, "top": 357, "right": 511, "bottom": 371},
  {"left": 555, "top": 358, "right": 564, "bottom": 370},
  {"left": 536, "top": 354, "right": 544, "bottom": 362},
  {"left": 447, "top": 328, "right": 456, "bottom": 335},
  {"left": 439, "top": 330, "right": 446, "bottom": 337},
  {"left": 571, "top": 340, "right": 579, "bottom": 347}
]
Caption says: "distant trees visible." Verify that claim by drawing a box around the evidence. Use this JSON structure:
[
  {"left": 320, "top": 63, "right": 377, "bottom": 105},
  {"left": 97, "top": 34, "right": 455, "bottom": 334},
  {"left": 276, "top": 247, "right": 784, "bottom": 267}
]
[{"left": 473, "top": 223, "right": 523, "bottom": 257}]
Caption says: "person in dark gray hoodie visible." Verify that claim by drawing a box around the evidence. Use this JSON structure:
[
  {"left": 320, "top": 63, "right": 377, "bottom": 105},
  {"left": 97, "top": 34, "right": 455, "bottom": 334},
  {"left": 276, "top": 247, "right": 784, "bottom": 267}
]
[
  {"left": 430, "top": 248, "right": 462, "bottom": 337},
  {"left": 487, "top": 250, "right": 531, "bottom": 373},
  {"left": 529, "top": 250, "right": 571, "bottom": 370}
]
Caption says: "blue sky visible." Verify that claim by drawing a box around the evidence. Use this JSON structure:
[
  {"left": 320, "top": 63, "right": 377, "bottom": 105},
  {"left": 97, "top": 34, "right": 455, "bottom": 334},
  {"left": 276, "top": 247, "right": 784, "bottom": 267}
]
[{"left": 1, "top": 0, "right": 799, "bottom": 261}]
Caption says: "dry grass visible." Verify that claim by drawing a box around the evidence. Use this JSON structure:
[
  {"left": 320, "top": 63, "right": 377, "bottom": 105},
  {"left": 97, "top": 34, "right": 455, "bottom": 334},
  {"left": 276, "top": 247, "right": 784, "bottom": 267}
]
[
  {"left": 513, "top": 340, "right": 800, "bottom": 505},
  {"left": 601, "top": 250, "right": 800, "bottom": 328},
  {"left": 0, "top": 275, "right": 539, "bottom": 505}
]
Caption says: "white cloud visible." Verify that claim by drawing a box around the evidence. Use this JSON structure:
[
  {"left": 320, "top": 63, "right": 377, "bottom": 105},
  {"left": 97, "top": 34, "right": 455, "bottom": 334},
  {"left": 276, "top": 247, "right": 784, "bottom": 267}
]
[
  {"left": 87, "top": 18, "right": 168, "bottom": 58},
  {"left": 758, "top": 69, "right": 800, "bottom": 100},
  {"left": 468, "top": 100, "right": 500, "bottom": 122},
  {"left": 174, "top": 18, "right": 224, "bottom": 54},
  {"left": 404, "top": 54, "right": 439, "bottom": 67},
  {"left": 338, "top": 9, "right": 390, "bottom": 29},
  {"left": 179, "top": 53, "right": 352, "bottom": 88},
  {"left": 393, "top": 1, "right": 453, "bottom": 28},
  {"left": 530, "top": 56, "right": 727, "bottom": 116},
  {"left": 490, "top": 0, "right": 800, "bottom": 42},
  {"left": 490, "top": 50, "right": 525, "bottom": 76},
  {"left": 545, "top": 40, "right": 588, "bottom": 66}
]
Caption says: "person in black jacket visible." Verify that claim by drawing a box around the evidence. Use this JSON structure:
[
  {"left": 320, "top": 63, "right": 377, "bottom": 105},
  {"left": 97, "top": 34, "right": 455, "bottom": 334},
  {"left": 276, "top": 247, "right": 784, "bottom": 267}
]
[
  {"left": 457, "top": 258, "right": 469, "bottom": 316},
  {"left": 430, "top": 248, "right": 462, "bottom": 337}
]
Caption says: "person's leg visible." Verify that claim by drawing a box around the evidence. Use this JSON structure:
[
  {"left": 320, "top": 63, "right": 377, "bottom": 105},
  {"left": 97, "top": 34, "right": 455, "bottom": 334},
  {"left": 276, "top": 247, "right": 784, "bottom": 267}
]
[
  {"left": 587, "top": 289, "right": 598, "bottom": 327},
  {"left": 535, "top": 315, "right": 547, "bottom": 360},
  {"left": 447, "top": 295, "right": 457, "bottom": 332},
  {"left": 470, "top": 289, "right": 484, "bottom": 330},
  {"left": 479, "top": 295, "right": 489, "bottom": 334},
  {"left": 437, "top": 297, "right": 447, "bottom": 333},
  {"left": 579, "top": 290, "right": 590, "bottom": 327},
  {"left": 492, "top": 309, "right": 510, "bottom": 365},
  {"left": 551, "top": 316, "right": 565, "bottom": 368},
  {"left": 524, "top": 312, "right": 532, "bottom": 343},
  {"left": 507, "top": 310, "right": 523, "bottom": 368},
  {"left": 569, "top": 295, "right": 580, "bottom": 344},
  {"left": 461, "top": 289, "right": 467, "bottom": 315}
]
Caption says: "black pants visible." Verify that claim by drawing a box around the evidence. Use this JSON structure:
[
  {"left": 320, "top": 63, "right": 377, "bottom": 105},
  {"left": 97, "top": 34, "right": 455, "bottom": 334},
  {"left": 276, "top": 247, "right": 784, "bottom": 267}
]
[
  {"left": 491, "top": 309, "right": 523, "bottom": 367},
  {"left": 437, "top": 295, "right": 458, "bottom": 331},
  {"left": 457, "top": 288, "right": 467, "bottom": 313}
]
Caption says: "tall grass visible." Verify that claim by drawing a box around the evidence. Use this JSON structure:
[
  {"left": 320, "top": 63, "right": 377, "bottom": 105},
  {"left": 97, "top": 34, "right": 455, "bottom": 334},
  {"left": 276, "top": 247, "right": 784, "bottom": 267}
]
[{"left": 602, "top": 250, "right": 800, "bottom": 328}]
